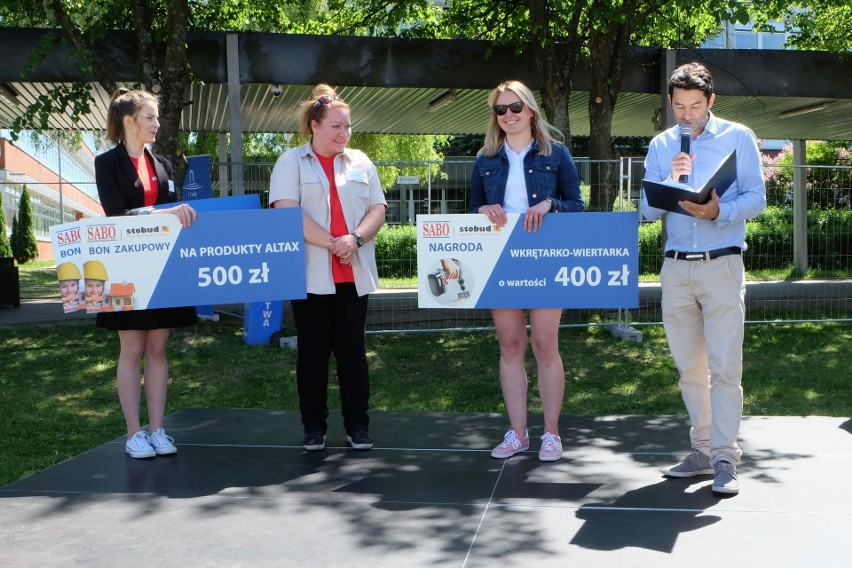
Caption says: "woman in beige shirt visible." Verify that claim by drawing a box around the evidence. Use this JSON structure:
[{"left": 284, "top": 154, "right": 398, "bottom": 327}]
[{"left": 269, "top": 84, "right": 386, "bottom": 451}]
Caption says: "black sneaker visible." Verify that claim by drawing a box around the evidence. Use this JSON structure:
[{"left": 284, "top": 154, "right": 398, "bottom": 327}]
[
  {"left": 302, "top": 431, "right": 326, "bottom": 451},
  {"left": 346, "top": 430, "right": 373, "bottom": 450}
]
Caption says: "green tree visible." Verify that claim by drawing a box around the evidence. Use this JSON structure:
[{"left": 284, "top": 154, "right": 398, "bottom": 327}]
[
  {"left": 180, "top": 132, "right": 292, "bottom": 164},
  {"left": 1, "top": 0, "right": 758, "bottom": 212},
  {"left": 10, "top": 215, "right": 18, "bottom": 255},
  {"left": 450, "top": 0, "right": 748, "bottom": 211},
  {"left": 286, "top": 131, "right": 450, "bottom": 189},
  {"left": 1, "top": 1, "right": 445, "bottom": 191},
  {"left": 306, "top": 1, "right": 581, "bottom": 145},
  {"left": 339, "top": 0, "right": 739, "bottom": 210},
  {"left": 581, "top": 0, "right": 748, "bottom": 210},
  {"left": 181, "top": 130, "right": 447, "bottom": 187},
  {"left": 10, "top": 187, "right": 39, "bottom": 264},
  {"left": 0, "top": 203, "right": 13, "bottom": 258},
  {"left": 0, "top": 0, "right": 302, "bottom": 188},
  {"left": 350, "top": 133, "right": 451, "bottom": 189},
  {"left": 752, "top": 1, "right": 852, "bottom": 52}
]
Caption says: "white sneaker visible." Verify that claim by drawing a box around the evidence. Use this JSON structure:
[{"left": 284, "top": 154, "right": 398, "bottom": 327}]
[
  {"left": 148, "top": 428, "right": 177, "bottom": 455},
  {"left": 125, "top": 430, "right": 156, "bottom": 458}
]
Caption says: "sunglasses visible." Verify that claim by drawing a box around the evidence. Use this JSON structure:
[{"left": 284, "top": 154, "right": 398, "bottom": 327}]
[
  {"left": 310, "top": 94, "right": 341, "bottom": 121},
  {"left": 494, "top": 101, "right": 525, "bottom": 116}
]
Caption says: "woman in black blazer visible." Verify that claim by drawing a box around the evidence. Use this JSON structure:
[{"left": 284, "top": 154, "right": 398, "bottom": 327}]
[{"left": 94, "top": 88, "right": 197, "bottom": 459}]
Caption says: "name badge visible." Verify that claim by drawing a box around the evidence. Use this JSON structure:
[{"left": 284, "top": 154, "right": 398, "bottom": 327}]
[
  {"left": 168, "top": 180, "right": 176, "bottom": 194},
  {"left": 346, "top": 170, "right": 368, "bottom": 184}
]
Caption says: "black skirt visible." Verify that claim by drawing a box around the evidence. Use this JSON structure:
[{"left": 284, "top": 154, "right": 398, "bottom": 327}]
[{"left": 96, "top": 306, "right": 197, "bottom": 331}]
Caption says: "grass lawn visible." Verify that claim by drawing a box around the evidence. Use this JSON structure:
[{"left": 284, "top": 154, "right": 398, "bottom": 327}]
[
  {"left": 1, "top": 315, "right": 849, "bottom": 486},
  {"left": 16, "top": 259, "right": 58, "bottom": 299}
]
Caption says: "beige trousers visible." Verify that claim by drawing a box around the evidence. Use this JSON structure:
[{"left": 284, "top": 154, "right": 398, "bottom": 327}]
[{"left": 661, "top": 254, "right": 746, "bottom": 465}]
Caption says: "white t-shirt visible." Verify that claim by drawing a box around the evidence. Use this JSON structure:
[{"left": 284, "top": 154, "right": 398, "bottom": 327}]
[{"left": 503, "top": 141, "right": 532, "bottom": 213}]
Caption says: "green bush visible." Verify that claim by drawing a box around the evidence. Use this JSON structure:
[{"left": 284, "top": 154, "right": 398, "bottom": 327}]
[
  {"left": 375, "top": 224, "right": 418, "bottom": 278},
  {"left": 0, "top": 201, "right": 12, "bottom": 258},
  {"left": 638, "top": 222, "right": 663, "bottom": 274},
  {"left": 745, "top": 207, "right": 794, "bottom": 270},
  {"left": 745, "top": 206, "right": 852, "bottom": 271},
  {"left": 806, "top": 208, "right": 852, "bottom": 270},
  {"left": 636, "top": 207, "right": 851, "bottom": 274},
  {"left": 372, "top": 207, "right": 851, "bottom": 279}
]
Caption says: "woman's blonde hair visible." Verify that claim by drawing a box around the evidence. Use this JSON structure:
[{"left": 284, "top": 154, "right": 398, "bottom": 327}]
[
  {"left": 298, "top": 83, "right": 350, "bottom": 139},
  {"left": 106, "top": 88, "right": 159, "bottom": 145},
  {"left": 480, "top": 80, "right": 562, "bottom": 158}
]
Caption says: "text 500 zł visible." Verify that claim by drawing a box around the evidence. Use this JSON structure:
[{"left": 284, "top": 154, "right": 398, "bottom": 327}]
[{"left": 198, "top": 262, "right": 270, "bottom": 287}]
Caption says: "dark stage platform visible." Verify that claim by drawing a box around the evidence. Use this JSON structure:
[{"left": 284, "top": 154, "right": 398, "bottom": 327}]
[{"left": 2, "top": 410, "right": 851, "bottom": 567}]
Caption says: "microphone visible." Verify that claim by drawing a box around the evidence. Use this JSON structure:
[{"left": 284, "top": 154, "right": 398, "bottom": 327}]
[{"left": 679, "top": 124, "right": 691, "bottom": 183}]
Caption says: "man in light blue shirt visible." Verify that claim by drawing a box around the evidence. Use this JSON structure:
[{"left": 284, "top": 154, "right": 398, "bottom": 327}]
[{"left": 641, "top": 62, "right": 766, "bottom": 495}]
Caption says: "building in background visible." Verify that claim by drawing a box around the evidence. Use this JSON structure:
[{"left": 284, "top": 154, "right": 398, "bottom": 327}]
[
  {"left": 702, "top": 19, "right": 796, "bottom": 50},
  {"left": 0, "top": 131, "right": 102, "bottom": 260}
]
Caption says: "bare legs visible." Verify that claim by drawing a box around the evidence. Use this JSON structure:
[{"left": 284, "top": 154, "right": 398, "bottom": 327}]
[
  {"left": 491, "top": 308, "right": 565, "bottom": 436},
  {"left": 116, "top": 328, "right": 171, "bottom": 437}
]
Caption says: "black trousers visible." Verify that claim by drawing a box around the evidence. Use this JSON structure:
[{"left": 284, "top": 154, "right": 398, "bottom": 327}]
[{"left": 290, "top": 283, "right": 370, "bottom": 435}]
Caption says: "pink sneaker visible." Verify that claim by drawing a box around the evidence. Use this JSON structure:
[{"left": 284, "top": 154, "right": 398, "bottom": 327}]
[
  {"left": 491, "top": 429, "right": 530, "bottom": 458},
  {"left": 538, "top": 432, "right": 563, "bottom": 462}
]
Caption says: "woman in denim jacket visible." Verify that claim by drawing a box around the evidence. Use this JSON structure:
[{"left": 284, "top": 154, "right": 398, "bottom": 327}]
[{"left": 469, "top": 80, "right": 584, "bottom": 462}]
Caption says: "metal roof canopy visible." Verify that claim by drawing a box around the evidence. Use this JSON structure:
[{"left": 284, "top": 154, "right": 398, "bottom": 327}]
[{"left": 2, "top": 28, "right": 852, "bottom": 140}]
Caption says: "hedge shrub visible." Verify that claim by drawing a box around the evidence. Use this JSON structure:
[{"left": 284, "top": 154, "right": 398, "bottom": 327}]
[
  {"left": 638, "top": 222, "right": 663, "bottom": 275},
  {"left": 374, "top": 207, "right": 852, "bottom": 279},
  {"left": 375, "top": 224, "right": 418, "bottom": 278},
  {"left": 745, "top": 207, "right": 852, "bottom": 271}
]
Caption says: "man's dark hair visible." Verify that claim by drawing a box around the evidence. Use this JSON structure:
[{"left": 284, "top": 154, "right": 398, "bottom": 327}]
[{"left": 667, "top": 62, "right": 714, "bottom": 100}]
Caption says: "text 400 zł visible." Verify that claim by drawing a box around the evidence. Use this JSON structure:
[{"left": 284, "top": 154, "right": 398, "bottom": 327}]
[
  {"left": 198, "top": 262, "right": 270, "bottom": 287},
  {"left": 555, "top": 265, "right": 629, "bottom": 287}
]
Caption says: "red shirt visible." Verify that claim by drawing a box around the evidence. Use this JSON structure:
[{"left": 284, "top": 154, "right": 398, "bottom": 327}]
[
  {"left": 129, "top": 154, "right": 159, "bottom": 207},
  {"left": 316, "top": 153, "right": 354, "bottom": 283}
]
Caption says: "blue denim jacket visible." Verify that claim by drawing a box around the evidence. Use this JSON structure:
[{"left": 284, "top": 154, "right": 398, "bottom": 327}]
[{"left": 468, "top": 142, "right": 584, "bottom": 213}]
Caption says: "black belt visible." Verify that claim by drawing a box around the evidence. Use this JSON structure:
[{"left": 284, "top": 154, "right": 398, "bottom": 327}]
[{"left": 665, "top": 247, "right": 741, "bottom": 261}]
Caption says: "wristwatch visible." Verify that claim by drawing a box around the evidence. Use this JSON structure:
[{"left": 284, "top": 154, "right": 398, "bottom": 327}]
[
  {"left": 352, "top": 232, "right": 365, "bottom": 247},
  {"left": 546, "top": 198, "right": 557, "bottom": 213}
]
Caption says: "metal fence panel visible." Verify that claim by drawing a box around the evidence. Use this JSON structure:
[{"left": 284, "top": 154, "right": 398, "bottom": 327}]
[
  {"left": 7, "top": 156, "right": 847, "bottom": 332},
  {"left": 208, "top": 158, "right": 849, "bottom": 333}
]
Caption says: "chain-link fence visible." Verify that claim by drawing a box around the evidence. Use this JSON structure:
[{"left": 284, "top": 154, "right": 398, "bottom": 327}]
[{"left": 207, "top": 157, "right": 850, "bottom": 333}]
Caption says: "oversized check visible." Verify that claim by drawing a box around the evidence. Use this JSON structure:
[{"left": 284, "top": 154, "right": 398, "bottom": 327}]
[
  {"left": 51, "top": 208, "right": 306, "bottom": 312},
  {"left": 417, "top": 213, "right": 638, "bottom": 309}
]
